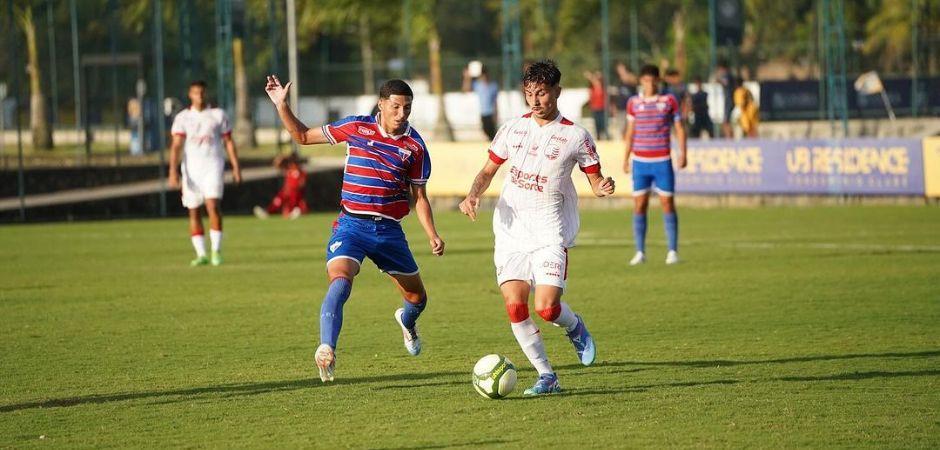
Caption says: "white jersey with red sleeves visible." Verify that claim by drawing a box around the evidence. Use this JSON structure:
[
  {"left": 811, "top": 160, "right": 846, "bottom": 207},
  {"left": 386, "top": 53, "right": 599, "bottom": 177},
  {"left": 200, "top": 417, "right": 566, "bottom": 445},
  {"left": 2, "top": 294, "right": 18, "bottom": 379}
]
[
  {"left": 626, "top": 93, "right": 679, "bottom": 162},
  {"left": 488, "top": 112, "right": 600, "bottom": 252},
  {"left": 171, "top": 107, "right": 232, "bottom": 172}
]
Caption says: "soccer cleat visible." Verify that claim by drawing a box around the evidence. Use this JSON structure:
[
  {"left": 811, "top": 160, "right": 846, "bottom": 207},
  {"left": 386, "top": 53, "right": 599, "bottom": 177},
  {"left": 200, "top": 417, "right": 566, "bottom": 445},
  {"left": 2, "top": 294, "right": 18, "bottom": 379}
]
[
  {"left": 394, "top": 308, "right": 422, "bottom": 356},
  {"left": 253, "top": 206, "right": 269, "bottom": 219},
  {"left": 315, "top": 344, "right": 335, "bottom": 382},
  {"left": 566, "top": 315, "right": 596, "bottom": 366},
  {"left": 288, "top": 207, "right": 302, "bottom": 220},
  {"left": 665, "top": 250, "right": 680, "bottom": 265},
  {"left": 629, "top": 251, "right": 646, "bottom": 266},
  {"left": 210, "top": 251, "right": 223, "bottom": 266},
  {"left": 523, "top": 373, "right": 562, "bottom": 396},
  {"left": 190, "top": 256, "right": 209, "bottom": 267}
]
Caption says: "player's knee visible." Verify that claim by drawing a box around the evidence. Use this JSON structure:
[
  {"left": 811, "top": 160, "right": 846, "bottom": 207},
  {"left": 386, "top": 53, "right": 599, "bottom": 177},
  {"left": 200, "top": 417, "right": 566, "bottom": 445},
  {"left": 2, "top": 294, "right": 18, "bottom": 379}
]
[
  {"left": 505, "top": 301, "right": 529, "bottom": 323},
  {"left": 403, "top": 290, "right": 426, "bottom": 304},
  {"left": 536, "top": 303, "right": 561, "bottom": 322}
]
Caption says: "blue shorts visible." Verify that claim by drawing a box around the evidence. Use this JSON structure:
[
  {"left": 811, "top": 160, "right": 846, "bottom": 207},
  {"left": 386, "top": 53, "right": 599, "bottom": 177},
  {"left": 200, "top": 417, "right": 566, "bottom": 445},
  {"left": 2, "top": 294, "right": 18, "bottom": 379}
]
[
  {"left": 326, "top": 213, "right": 419, "bottom": 275},
  {"left": 632, "top": 160, "right": 675, "bottom": 197}
]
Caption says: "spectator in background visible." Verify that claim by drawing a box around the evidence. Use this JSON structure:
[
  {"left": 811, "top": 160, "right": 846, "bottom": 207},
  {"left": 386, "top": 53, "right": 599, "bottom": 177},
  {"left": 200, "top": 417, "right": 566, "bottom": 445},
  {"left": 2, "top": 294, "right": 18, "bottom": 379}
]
[
  {"left": 584, "top": 70, "right": 610, "bottom": 140},
  {"left": 732, "top": 79, "right": 759, "bottom": 138},
  {"left": 689, "top": 77, "right": 714, "bottom": 138},
  {"left": 713, "top": 61, "right": 735, "bottom": 138},
  {"left": 462, "top": 62, "right": 499, "bottom": 140},
  {"left": 613, "top": 62, "right": 637, "bottom": 134},
  {"left": 663, "top": 69, "right": 689, "bottom": 121},
  {"left": 254, "top": 153, "right": 308, "bottom": 220}
]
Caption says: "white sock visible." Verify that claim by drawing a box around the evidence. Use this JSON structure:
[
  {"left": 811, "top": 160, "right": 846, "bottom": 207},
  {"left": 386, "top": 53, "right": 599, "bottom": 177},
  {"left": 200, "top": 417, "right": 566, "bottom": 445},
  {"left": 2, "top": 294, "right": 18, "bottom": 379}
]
[
  {"left": 510, "top": 318, "right": 553, "bottom": 375},
  {"left": 209, "top": 229, "right": 222, "bottom": 252},
  {"left": 551, "top": 302, "right": 579, "bottom": 333},
  {"left": 191, "top": 234, "right": 206, "bottom": 258}
]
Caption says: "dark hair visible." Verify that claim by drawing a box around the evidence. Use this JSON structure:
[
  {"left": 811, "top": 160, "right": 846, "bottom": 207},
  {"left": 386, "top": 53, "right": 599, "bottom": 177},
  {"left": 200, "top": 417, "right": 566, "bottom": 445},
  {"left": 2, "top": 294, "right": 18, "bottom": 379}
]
[
  {"left": 523, "top": 59, "right": 562, "bottom": 88},
  {"left": 189, "top": 80, "right": 207, "bottom": 89},
  {"left": 379, "top": 79, "right": 413, "bottom": 99},
  {"left": 639, "top": 64, "right": 660, "bottom": 78},
  {"left": 665, "top": 68, "right": 680, "bottom": 77}
]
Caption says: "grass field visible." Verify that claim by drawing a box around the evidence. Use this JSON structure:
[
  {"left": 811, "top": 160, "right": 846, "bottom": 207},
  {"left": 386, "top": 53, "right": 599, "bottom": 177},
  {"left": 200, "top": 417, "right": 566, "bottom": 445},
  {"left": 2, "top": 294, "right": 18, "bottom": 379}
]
[{"left": 2, "top": 207, "right": 939, "bottom": 448}]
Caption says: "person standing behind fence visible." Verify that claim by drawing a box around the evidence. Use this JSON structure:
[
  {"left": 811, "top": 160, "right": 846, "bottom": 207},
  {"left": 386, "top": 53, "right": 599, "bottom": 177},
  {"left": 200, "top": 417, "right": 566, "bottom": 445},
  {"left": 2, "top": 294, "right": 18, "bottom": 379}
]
[
  {"left": 584, "top": 70, "right": 610, "bottom": 140},
  {"left": 733, "top": 80, "right": 760, "bottom": 138},
  {"left": 168, "top": 80, "right": 242, "bottom": 267},
  {"left": 689, "top": 77, "right": 714, "bottom": 138},
  {"left": 462, "top": 62, "right": 500, "bottom": 140}
]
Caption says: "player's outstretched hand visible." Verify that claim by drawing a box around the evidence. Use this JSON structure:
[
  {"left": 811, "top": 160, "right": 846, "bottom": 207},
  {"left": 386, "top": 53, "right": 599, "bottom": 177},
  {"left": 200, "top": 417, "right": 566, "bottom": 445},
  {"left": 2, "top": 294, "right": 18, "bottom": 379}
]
[
  {"left": 265, "top": 75, "right": 292, "bottom": 107},
  {"left": 430, "top": 236, "right": 445, "bottom": 256},
  {"left": 596, "top": 176, "right": 615, "bottom": 197},
  {"left": 458, "top": 196, "right": 480, "bottom": 221}
]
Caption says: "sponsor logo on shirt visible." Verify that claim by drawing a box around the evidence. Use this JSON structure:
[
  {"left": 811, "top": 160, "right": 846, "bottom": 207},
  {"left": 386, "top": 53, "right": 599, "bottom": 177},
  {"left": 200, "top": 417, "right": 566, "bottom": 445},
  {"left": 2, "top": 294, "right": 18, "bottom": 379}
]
[
  {"left": 513, "top": 130, "right": 528, "bottom": 136},
  {"left": 357, "top": 126, "right": 376, "bottom": 136},
  {"left": 584, "top": 138, "right": 599, "bottom": 160},
  {"left": 509, "top": 166, "right": 548, "bottom": 192},
  {"left": 544, "top": 144, "right": 561, "bottom": 160},
  {"left": 550, "top": 135, "right": 568, "bottom": 144}
]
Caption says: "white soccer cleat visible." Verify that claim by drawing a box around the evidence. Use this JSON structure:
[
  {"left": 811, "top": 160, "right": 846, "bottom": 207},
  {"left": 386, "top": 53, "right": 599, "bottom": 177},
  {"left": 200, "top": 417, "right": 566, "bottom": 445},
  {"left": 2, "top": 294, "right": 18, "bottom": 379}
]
[
  {"left": 665, "top": 250, "right": 680, "bottom": 265},
  {"left": 288, "top": 207, "right": 302, "bottom": 220},
  {"left": 394, "top": 308, "right": 422, "bottom": 356},
  {"left": 629, "top": 251, "right": 646, "bottom": 266},
  {"left": 253, "top": 206, "right": 269, "bottom": 219},
  {"left": 314, "top": 344, "right": 335, "bottom": 382}
]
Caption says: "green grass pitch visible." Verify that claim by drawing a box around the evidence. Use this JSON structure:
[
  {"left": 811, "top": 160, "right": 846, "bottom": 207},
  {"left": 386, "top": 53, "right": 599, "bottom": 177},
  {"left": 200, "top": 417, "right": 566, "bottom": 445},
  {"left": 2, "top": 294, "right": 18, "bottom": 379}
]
[{"left": 1, "top": 207, "right": 938, "bottom": 448}]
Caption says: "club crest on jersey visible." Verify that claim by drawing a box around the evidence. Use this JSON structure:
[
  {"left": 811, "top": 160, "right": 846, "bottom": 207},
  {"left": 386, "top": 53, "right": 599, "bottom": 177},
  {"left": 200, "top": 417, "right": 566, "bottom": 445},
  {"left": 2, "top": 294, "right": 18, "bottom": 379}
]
[
  {"left": 657, "top": 102, "right": 667, "bottom": 111},
  {"left": 398, "top": 148, "right": 412, "bottom": 159},
  {"left": 357, "top": 125, "right": 376, "bottom": 136},
  {"left": 329, "top": 241, "right": 343, "bottom": 252},
  {"left": 528, "top": 145, "right": 539, "bottom": 156},
  {"left": 544, "top": 144, "right": 561, "bottom": 160}
]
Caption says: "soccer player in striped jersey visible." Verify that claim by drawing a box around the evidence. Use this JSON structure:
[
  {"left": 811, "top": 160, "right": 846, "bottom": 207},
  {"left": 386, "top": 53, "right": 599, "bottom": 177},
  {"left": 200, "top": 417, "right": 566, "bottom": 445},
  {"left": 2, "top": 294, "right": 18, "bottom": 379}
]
[
  {"left": 264, "top": 75, "right": 445, "bottom": 382},
  {"left": 623, "top": 64, "right": 687, "bottom": 265},
  {"left": 459, "top": 60, "right": 616, "bottom": 396}
]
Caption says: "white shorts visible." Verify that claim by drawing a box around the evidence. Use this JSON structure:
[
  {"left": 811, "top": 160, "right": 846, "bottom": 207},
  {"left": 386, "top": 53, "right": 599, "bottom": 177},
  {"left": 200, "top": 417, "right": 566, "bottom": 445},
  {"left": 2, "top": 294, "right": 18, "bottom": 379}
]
[
  {"left": 181, "top": 164, "right": 224, "bottom": 209},
  {"left": 494, "top": 245, "right": 569, "bottom": 290}
]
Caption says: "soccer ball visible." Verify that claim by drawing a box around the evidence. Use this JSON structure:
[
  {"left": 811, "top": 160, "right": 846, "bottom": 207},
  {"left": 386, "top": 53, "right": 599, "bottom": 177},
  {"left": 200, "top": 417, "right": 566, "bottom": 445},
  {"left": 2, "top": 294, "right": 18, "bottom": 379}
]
[{"left": 472, "top": 354, "right": 517, "bottom": 399}]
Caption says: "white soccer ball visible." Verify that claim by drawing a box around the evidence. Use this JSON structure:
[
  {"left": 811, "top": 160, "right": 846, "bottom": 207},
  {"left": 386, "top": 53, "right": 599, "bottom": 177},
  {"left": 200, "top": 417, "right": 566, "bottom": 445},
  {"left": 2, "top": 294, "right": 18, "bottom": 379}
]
[{"left": 472, "top": 354, "right": 517, "bottom": 399}]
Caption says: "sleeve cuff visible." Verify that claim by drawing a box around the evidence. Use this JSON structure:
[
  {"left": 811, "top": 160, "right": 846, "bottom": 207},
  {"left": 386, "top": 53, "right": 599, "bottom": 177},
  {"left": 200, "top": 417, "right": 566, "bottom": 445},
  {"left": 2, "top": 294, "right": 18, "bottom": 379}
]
[
  {"left": 579, "top": 163, "right": 601, "bottom": 174},
  {"left": 488, "top": 150, "right": 507, "bottom": 165},
  {"left": 321, "top": 125, "right": 337, "bottom": 145}
]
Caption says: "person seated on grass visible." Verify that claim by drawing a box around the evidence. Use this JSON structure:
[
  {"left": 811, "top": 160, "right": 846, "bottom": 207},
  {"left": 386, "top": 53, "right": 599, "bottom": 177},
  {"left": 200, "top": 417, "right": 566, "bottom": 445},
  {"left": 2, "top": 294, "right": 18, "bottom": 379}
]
[{"left": 254, "top": 153, "right": 308, "bottom": 220}]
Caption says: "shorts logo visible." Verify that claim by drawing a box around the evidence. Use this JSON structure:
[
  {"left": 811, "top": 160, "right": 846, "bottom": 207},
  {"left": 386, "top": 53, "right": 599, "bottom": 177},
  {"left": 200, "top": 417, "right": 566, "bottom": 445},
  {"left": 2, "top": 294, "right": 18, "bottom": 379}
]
[
  {"left": 544, "top": 145, "right": 561, "bottom": 160},
  {"left": 357, "top": 126, "right": 376, "bottom": 136},
  {"left": 329, "top": 241, "right": 343, "bottom": 252}
]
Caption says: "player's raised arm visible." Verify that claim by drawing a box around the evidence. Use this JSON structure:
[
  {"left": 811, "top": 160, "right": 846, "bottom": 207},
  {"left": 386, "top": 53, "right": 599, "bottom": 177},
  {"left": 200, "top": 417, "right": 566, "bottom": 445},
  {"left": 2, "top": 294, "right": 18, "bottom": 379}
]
[
  {"left": 459, "top": 158, "right": 501, "bottom": 222},
  {"left": 264, "top": 75, "right": 330, "bottom": 146}
]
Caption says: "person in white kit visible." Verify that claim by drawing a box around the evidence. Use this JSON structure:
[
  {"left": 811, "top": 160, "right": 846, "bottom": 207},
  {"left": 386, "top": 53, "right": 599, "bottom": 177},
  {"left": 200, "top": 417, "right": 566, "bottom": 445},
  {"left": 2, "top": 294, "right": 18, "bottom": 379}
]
[
  {"left": 168, "top": 80, "right": 242, "bottom": 267},
  {"left": 459, "top": 60, "right": 616, "bottom": 396}
]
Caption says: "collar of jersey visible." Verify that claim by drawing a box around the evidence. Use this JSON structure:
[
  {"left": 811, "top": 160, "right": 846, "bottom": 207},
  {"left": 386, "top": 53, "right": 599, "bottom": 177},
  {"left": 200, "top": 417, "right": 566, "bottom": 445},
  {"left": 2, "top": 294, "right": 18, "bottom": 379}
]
[
  {"left": 527, "top": 111, "right": 563, "bottom": 128},
  {"left": 638, "top": 91, "right": 662, "bottom": 101},
  {"left": 373, "top": 113, "right": 411, "bottom": 140}
]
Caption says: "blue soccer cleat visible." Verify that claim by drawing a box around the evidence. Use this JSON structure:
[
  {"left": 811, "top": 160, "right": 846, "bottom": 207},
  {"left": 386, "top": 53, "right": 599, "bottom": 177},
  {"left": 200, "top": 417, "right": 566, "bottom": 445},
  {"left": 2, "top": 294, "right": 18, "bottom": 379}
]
[
  {"left": 567, "top": 315, "right": 596, "bottom": 366},
  {"left": 523, "top": 372, "right": 562, "bottom": 396}
]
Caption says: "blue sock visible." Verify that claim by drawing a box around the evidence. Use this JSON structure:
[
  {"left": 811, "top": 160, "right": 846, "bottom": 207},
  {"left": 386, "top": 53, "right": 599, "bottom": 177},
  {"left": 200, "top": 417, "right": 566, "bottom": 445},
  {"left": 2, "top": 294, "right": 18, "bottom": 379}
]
[
  {"left": 664, "top": 212, "right": 679, "bottom": 251},
  {"left": 400, "top": 297, "right": 427, "bottom": 329},
  {"left": 319, "top": 277, "right": 352, "bottom": 348},
  {"left": 633, "top": 213, "right": 647, "bottom": 253}
]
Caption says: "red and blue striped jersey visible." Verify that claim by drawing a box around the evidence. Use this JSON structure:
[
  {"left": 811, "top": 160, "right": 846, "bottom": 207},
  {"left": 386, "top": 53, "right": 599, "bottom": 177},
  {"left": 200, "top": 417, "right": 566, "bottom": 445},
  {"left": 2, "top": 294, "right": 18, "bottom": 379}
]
[
  {"left": 322, "top": 115, "right": 431, "bottom": 221},
  {"left": 626, "top": 94, "right": 680, "bottom": 162}
]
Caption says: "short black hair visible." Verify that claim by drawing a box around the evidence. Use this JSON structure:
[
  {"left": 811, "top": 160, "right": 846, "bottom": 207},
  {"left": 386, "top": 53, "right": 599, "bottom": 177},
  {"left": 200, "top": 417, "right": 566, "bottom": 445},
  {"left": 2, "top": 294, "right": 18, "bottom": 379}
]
[
  {"left": 523, "top": 59, "right": 562, "bottom": 88},
  {"left": 189, "top": 80, "right": 207, "bottom": 89},
  {"left": 639, "top": 64, "right": 660, "bottom": 78},
  {"left": 665, "top": 68, "right": 680, "bottom": 77},
  {"left": 379, "top": 79, "right": 413, "bottom": 99}
]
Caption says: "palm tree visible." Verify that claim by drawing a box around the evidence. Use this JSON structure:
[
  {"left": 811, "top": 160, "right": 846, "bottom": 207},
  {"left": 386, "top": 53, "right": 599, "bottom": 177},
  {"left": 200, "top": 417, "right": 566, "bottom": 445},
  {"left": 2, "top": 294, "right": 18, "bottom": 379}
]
[
  {"left": 412, "top": 0, "right": 454, "bottom": 141},
  {"left": 232, "top": 37, "right": 256, "bottom": 148},
  {"left": 15, "top": 4, "right": 53, "bottom": 149}
]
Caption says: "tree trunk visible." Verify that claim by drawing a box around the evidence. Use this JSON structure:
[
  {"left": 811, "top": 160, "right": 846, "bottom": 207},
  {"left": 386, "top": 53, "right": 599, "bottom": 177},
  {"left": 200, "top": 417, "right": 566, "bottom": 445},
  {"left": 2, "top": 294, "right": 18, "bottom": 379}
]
[
  {"left": 20, "top": 6, "right": 53, "bottom": 149},
  {"left": 232, "top": 38, "right": 256, "bottom": 148},
  {"left": 672, "top": 6, "right": 687, "bottom": 78},
  {"left": 428, "top": 23, "right": 454, "bottom": 141},
  {"left": 359, "top": 16, "right": 375, "bottom": 95}
]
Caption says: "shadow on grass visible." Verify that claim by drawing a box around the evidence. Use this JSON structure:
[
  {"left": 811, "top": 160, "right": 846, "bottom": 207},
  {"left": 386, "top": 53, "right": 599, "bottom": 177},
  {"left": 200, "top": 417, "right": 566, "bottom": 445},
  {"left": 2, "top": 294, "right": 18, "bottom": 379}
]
[
  {"left": 370, "top": 439, "right": 516, "bottom": 450},
  {"left": 593, "top": 349, "right": 940, "bottom": 369},
  {"left": 0, "top": 369, "right": 464, "bottom": 413}
]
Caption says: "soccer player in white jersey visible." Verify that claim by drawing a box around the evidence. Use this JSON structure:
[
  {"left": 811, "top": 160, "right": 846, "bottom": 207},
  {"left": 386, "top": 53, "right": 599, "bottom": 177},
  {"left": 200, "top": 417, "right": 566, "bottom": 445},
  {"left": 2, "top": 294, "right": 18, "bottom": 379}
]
[
  {"left": 168, "top": 80, "right": 242, "bottom": 267},
  {"left": 459, "top": 60, "right": 616, "bottom": 396}
]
